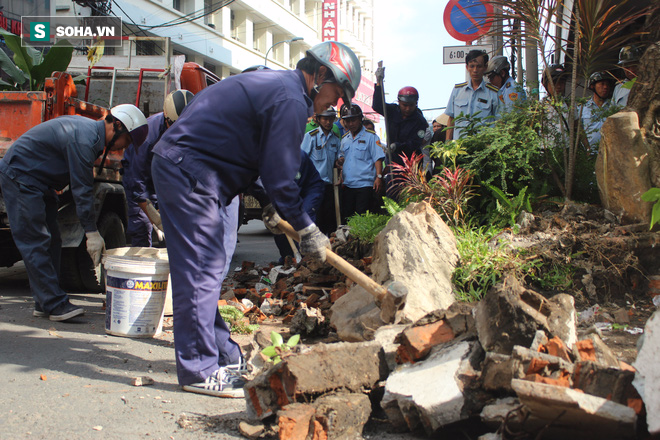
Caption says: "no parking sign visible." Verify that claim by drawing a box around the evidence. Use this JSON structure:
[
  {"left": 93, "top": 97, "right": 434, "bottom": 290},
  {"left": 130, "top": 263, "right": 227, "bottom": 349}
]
[{"left": 443, "top": 0, "right": 493, "bottom": 43}]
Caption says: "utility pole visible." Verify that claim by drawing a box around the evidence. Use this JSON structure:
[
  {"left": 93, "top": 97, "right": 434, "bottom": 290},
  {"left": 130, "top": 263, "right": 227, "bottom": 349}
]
[{"left": 524, "top": 22, "right": 539, "bottom": 100}]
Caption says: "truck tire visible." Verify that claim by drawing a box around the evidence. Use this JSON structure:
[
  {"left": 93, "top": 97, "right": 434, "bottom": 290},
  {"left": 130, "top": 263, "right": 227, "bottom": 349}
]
[{"left": 79, "top": 212, "right": 126, "bottom": 292}]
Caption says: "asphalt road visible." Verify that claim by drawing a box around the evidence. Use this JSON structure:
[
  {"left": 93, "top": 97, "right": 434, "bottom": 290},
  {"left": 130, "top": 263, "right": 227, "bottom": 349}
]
[{"left": 0, "top": 221, "right": 278, "bottom": 440}]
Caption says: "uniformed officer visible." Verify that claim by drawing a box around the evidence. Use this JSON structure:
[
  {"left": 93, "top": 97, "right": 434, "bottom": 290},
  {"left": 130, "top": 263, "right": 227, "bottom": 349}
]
[
  {"left": 301, "top": 106, "right": 341, "bottom": 234},
  {"left": 446, "top": 49, "right": 500, "bottom": 140},
  {"left": 0, "top": 105, "right": 148, "bottom": 321},
  {"left": 337, "top": 103, "right": 385, "bottom": 221},
  {"left": 581, "top": 71, "right": 615, "bottom": 152},
  {"left": 122, "top": 89, "right": 194, "bottom": 246},
  {"left": 485, "top": 55, "right": 526, "bottom": 113},
  {"left": 612, "top": 44, "right": 642, "bottom": 107},
  {"left": 150, "top": 41, "right": 361, "bottom": 398}
]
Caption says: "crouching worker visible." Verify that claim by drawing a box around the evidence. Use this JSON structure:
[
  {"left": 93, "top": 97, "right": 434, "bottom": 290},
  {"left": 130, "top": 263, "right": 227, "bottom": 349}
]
[
  {"left": 122, "top": 89, "right": 194, "bottom": 246},
  {"left": 150, "top": 41, "right": 361, "bottom": 398},
  {"left": 0, "top": 105, "right": 148, "bottom": 321}
]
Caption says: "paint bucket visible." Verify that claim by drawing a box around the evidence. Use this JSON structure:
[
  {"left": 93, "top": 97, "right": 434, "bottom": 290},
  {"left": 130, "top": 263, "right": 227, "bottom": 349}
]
[{"left": 103, "top": 247, "right": 170, "bottom": 338}]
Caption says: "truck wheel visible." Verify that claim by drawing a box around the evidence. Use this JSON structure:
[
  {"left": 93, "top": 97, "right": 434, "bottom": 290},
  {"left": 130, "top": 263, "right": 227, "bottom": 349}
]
[{"left": 79, "top": 212, "right": 126, "bottom": 292}]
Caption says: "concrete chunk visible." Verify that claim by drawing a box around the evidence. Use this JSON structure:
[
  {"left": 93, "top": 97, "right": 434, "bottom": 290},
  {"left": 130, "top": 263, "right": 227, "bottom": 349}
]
[
  {"left": 312, "top": 393, "right": 371, "bottom": 440},
  {"left": 634, "top": 309, "right": 660, "bottom": 434},
  {"left": 382, "top": 341, "right": 474, "bottom": 434},
  {"left": 512, "top": 379, "right": 637, "bottom": 439},
  {"left": 246, "top": 341, "right": 387, "bottom": 419}
]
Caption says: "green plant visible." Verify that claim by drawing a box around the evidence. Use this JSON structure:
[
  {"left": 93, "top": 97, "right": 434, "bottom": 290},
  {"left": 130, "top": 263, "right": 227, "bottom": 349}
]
[
  {"left": 347, "top": 211, "right": 390, "bottom": 243},
  {"left": 0, "top": 28, "right": 73, "bottom": 91},
  {"left": 485, "top": 184, "right": 533, "bottom": 228},
  {"left": 382, "top": 196, "right": 405, "bottom": 216},
  {"left": 261, "top": 331, "right": 300, "bottom": 365},
  {"left": 641, "top": 188, "right": 660, "bottom": 230},
  {"left": 218, "top": 305, "right": 259, "bottom": 335}
]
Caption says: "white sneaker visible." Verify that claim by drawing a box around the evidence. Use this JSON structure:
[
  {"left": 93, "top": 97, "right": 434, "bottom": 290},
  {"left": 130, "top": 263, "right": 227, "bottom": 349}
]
[{"left": 182, "top": 367, "right": 245, "bottom": 398}]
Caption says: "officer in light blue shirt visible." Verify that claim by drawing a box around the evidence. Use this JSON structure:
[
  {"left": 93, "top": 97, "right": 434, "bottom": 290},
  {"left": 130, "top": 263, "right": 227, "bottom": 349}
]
[
  {"left": 337, "top": 103, "right": 385, "bottom": 222},
  {"left": 581, "top": 71, "right": 615, "bottom": 152},
  {"left": 485, "top": 56, "right": 526, "bottom": 113},
  {"left": 612, "top": 44, "right": 642, "bottom": 107},
  {"left": 446, "top": 49, "right": 500, "bottom": 140},
  {"left": 301, "top": 106, "right": 341, "bottom": 234}
]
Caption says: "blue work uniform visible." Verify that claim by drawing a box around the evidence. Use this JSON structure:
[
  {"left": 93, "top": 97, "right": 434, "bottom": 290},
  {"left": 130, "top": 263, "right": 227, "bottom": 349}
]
[
  {"left": 339, "top": 127, "right": 385, "bottom": 220},
  {"left": 0, "top": 116, "right": 106, "bottom": 313},
  {"left": 612, "top": 79, "right": 635, "bottom": 107},
  {"left": 151, "top": 68, "right": 313, "bottom": 386},
  {"left": 445, "top": 80, "right": 500, "bottom": 139},
  {"left": 301, "top": 127, "right": 341, "bottom": 234},
  {"left": 121, "top": 112, "right": 167, "bottom": 246},
  {"left": 373, "top": 84, "right": 428, "bottom": 166},
  {"left": 497, "top": 77, "right": 526, "bottom": 112},
  {"left": 581, "top": 97, "right": 612, "bottom": 153}
]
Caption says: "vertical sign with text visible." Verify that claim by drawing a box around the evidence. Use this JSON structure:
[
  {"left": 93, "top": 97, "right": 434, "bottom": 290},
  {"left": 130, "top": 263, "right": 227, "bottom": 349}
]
[{"left": 322, "top": 0, "right": 337, "bottom": 42}]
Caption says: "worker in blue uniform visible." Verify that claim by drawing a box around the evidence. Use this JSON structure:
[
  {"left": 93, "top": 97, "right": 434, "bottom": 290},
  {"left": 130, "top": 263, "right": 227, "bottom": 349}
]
[
  {"left": 150, "top": 41, "right": 362, "bottom": 398},
  {"left": 300, "top": 106, "right": 341, "bottom": 234},
  {"left": 372, "top": 79, "right": 428, "bottom": 167},
  {"left": 121, "top": 89, "right": 194, "bottom": 246},
  {"left": 485, "top": 56, "right": 526, "bottom": 113},
  {"left": 337, "top": 103, "right": 385, "bottom": 222},
  {"left": 445, "top": 49, "right": 500, "bottom": 140},
  {"left": 0, "top": 105, "right": 148, "bottom": 322}
]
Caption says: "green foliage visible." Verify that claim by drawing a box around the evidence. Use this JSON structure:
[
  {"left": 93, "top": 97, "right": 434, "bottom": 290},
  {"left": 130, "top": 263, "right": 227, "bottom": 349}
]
[
  {"left": 261, "top": 331, "right": 300, "bottom": 365},
  {"left": 382, "top": 196, "right": 405, "bottom": 216},
  {"left": 0, "top": 28, "right": 73, "bottom": 91},
  {"left": 347, "top": 211, "right": 390, "bottom": 243},
  {"left": 218, "top": 305, "right": 259, "bottom": 335},
  {"left": 485, "top": 184, "right": 533, "bottom": 228},
  {"left": 641, "top": 188, "right": 660, "bottom": 230}
]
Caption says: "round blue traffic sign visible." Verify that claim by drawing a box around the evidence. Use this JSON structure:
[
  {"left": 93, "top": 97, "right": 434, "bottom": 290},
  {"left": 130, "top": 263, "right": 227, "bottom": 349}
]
[{"left": 443, "top": 0, "right": 493, "bottom": 43}]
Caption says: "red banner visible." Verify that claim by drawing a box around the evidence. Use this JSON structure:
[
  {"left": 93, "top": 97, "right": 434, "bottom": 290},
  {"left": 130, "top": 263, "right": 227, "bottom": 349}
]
[
  {"left": 322, "top": 0, "right": 338, "bottom": 42},
  {"left": 354, "top": 77, "right": 379, "bottom": 122}
]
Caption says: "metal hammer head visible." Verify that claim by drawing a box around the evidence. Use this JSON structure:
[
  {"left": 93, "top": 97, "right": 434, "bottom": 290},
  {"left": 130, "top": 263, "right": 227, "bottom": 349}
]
[{"left": 379, "top": 281, "right": 408, "bottom": 324}]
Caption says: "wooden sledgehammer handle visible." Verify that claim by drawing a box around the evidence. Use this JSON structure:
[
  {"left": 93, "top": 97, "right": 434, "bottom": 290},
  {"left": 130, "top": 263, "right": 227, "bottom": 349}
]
[{"left": 276, "top": 219, "right": 388, "bottom": 302}]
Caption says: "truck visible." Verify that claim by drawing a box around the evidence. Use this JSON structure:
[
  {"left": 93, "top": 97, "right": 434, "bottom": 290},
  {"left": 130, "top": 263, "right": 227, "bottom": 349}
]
[{"left": 0, "top": 55, "right": 219, "bottom": 292}]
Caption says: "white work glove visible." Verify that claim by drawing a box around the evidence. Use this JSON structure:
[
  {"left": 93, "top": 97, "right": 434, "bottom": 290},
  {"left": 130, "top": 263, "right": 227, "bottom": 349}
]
[
  {"left": 375, "top": 65, "right": 385, "bottom": 84},
  {"left": 261, "top": 203, "right": 284, "bottom": 235},
  {"left": 85, "top": 231, "right": 105, "bottom": 266},
  {"left": 144, "top": 200, "right": 163, "bottom": 230},
  {"left": 298, "top": 224, "right": 330, "bottom": 262},
  {"left": 153, "top": 226, "right": 165, "bottom": 243}
]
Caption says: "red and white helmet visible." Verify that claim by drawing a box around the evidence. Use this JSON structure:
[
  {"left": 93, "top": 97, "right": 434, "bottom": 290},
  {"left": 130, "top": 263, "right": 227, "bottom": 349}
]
[
  {"left": 307, "top": 41, "right": 362, "bottom": 103},
  {"left": 110, "top": 104, "right": 148, "bottom": 146},
  {"left": 397, "top": 86, "right": 419, "bottom": 104}
]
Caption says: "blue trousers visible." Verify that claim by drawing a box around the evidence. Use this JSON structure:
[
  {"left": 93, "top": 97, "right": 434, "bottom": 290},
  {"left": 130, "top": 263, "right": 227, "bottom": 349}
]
[
  {"left": 0, "top": 172, "right": 69, "bottom": 312},
  {"left": 126, "top": 196, "right": 156, "bottom": 247},
  {"left": 151, "top": 155, "right": 241, "bottom": 386}
]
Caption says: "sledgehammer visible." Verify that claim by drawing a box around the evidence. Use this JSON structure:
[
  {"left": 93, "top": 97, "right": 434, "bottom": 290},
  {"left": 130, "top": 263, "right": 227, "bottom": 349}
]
[{"left": 273, "top": 218, "right": 408, "bottom": 323}]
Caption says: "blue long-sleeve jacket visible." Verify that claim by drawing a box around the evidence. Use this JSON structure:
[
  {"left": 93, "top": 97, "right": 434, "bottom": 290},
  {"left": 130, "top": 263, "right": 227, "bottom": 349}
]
[
  {"left": 0, "top": 116, "right": 105, "bottom": 232},
  {"left": 152, "top": 69, "right": 314, "bottom": 231},
  {"left": 373, "top": 84, "right": 428, "bottom": 165},
  {"left": 122, "top": 112, "right": 167, "bottom": 203}
]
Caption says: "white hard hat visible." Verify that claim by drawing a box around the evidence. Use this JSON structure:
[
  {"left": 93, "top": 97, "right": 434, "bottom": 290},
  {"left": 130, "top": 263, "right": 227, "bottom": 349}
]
[
  {"left": 163, "top": 89, "right": 194, "bottom": 123},
  {"left": 435, "top": 113, "right": 450, "bottom": 126},
  {"left": 110, "top": 104, "right": 148, "bottom": 146}
]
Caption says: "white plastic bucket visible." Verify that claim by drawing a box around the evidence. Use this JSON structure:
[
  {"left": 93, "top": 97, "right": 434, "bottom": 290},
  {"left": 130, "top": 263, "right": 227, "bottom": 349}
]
[{"left": 103, "top": 247, "right": 170, "bottom": 338}]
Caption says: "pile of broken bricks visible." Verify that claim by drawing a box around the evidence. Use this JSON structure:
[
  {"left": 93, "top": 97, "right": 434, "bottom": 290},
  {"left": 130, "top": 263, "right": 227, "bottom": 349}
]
[{"left": 223, "top": 203, "right": 658, "bottom": 439}]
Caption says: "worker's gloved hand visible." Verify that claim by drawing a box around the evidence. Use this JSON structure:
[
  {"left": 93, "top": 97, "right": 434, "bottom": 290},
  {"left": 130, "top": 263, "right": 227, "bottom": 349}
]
[
  {"left": 153, "top": 226, "right": 165, "bottom": 243},
  {"left": 262, "top": 203, "right": 284, "bottom": 235},
  {"left": 298, "top": 224, "right": 330, "bottom": 262},
  {"left": 145, "top": 200, "right": 163, "bottom": 230},
  {"left": 375, "top": 66, "right": 385, "bottom": 84},
  {"left": 85, "top": 231, "right": 105, "bottom": 266}
]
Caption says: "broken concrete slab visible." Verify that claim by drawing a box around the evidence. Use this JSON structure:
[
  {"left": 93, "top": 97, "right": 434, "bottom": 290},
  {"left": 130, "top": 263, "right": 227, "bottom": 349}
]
[
  {"left": 481, "top": 352, "right": 514, "bottom": 392},
  {"left": 573, "top": 361, "right": 637, "bottom": 405},
  {"left": 511, "top": 379, "right": 637, "bottom": 439},
  {"left": 475, "top": 275, "right": 577, "bottom": 355},
  {"left": 330, "top": 202, "right": 459, "bottom": 341},
  {"left": 634, "top": 309, "right": 660, "bottom": 434},
  {"left": 480, "top": 396, "right": 524, "bottom": 429},
  {"left": 381, "top": 340, "right": 475, "bottom": 434},
  {"left": 245, "top": 341, "right": 388, "bottom": 419}
]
